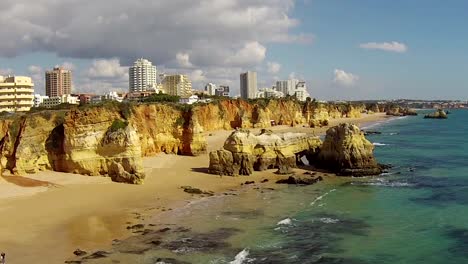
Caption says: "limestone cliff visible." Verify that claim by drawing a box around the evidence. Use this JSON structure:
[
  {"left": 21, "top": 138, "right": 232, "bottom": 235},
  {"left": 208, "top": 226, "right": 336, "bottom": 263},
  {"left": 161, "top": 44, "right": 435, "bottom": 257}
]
[
  {"left": 314, "top": 123, "right": 382, "bottom": 176},
  {"left": 0, "top": 99, "right": 370, "bottom": 184}
]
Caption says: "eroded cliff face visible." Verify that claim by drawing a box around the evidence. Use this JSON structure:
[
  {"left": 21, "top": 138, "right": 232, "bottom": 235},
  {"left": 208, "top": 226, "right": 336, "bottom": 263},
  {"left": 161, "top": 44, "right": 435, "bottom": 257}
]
[
  {"left": 0, "top": 99, "right": 369, "bottom": 184},
  {"left": 209, "top": 129, "right": 322, "bottom": 176},
  {"left": 314, "top": 123, "right": 382, "bottom": 176}
]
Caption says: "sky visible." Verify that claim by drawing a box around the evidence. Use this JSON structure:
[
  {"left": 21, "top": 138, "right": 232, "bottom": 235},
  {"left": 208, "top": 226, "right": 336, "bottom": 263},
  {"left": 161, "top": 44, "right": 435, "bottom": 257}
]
[{"left": 0, "top": 0, "right": 467, "bottom": 100}]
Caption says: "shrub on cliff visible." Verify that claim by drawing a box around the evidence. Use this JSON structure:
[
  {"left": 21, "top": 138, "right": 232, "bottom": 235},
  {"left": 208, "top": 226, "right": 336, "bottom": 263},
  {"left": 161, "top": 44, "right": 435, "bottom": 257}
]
[{"left": 110, "top": 119, "right": 129, "bottom": 132}]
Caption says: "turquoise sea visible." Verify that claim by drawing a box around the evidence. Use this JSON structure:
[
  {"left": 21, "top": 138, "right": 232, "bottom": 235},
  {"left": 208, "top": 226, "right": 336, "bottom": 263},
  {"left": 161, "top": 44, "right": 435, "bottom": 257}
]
[{"left": 91, "top": 110, "right": 468, "bottom": 264}]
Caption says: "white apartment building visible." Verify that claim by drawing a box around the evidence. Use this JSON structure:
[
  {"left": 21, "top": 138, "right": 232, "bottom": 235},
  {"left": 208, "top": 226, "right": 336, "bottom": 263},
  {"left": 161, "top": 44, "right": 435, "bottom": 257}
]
[
  {"left": 276, "top": 79, "right": 299, "bottom": 96},
  {"left": 34, "top": 94, "right": 49, "bottom": 107},
  {"left": 256, "top": 88, "right": 284, "bottom": 99},
  {"left": 294, "top": 81, "right": 310, "bottom": 102},
  {"left": 0, "top": 76, "right": 35, "bottom": 112},
  {"left": 162, "top": 74, "right": 192, "bottom": 97},
  {"left": 240, "top": 71, "right": 257, "bottom": 99},
  {"left": 41, "top": 94, "right": 79, "bottom": 108},
  {"left": 205, "top": 83, "right": 217, "bottom": 96},
  {"left": 129, "top": 58, "right": 157, "bottom": 92}
]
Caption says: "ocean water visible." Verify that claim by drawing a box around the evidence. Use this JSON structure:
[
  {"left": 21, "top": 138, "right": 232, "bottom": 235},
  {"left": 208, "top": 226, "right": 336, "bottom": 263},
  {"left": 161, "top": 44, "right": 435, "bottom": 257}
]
[{"left": 88, "top": 110, "right": 468, "bottom": 264}]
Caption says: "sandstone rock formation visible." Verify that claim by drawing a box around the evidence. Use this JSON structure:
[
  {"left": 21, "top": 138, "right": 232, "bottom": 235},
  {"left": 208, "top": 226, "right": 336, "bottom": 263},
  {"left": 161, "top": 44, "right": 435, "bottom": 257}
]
[
  {"left": 424, "top": 109, "right": 448, "bottom": 119},
  {"left": 386, "top": 106, "right": 418, "bottom": 116},
  {"left": 209, "top": 129, "right": 322, "bottom": 176},
  {"left": 314, "top": 123, "right": 382, "bottom": 176},
  {"left": 0, "top": 99, "right": 373, "bottom": 184}
]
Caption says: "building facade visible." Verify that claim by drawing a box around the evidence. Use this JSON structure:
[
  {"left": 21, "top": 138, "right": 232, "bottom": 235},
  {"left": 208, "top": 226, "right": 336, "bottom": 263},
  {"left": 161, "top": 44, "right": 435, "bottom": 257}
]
[
  {"left": 41, "top": 94, "right": 79, "bottom": 108},
  {"left": 240, "top": 71, "right": 257, "bottom": 99},
  {"left": 205, "top": 83, "right": 217, "bottom": 96},
  {"left": 162, "top": 74, "right": 192, "bottom": 97},
  {"left": 129, "top": 58, "right": 157, "bottom": 92},
  {"left": 276, "top": 79, "right": 298, "bottom": 96},
  {"left": 294, "top": 81, "right": 310, "bottom": 102},
  {"left": 0, "top": 76, "right": 35, "bottom": 112},
  {"left": 45, "top": 67, "right": 72, "bottom": 97},
  {"left": 256, "top": 88, "right": 284, "bottom": 99},
  {"left": 216, "top": 85, "right": 230, "bottom": 97}
]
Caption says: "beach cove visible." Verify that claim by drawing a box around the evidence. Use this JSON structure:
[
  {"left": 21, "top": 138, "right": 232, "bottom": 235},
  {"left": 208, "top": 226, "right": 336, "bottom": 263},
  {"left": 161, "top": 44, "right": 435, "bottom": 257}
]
[{"left": 0, "top": 113, "right": 389, "bottom": 263}]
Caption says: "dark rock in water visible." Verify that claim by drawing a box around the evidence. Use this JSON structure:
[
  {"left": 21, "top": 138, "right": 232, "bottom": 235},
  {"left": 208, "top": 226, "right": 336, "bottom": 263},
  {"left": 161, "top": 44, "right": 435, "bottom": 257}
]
[
  {"left": 424, "top": 109, "right": 448, "bottom": 119},
  {"left": 154, "top": 258, "right": 191, "bottom": 264},
  {"left": 363, "top": 130, "right": 382, "bottom": 136},
  {"left": 82, "top": 251, "right": 110, "bottom": 260},
  {"left": 244, "top": 181, "right": 255, "bottom": 185},
  {"left": 163, "top": 228, "right": 241, "bottom": 253},
  {"left": 127, "top": 224, "right": 144, "bottom": 230},
  {"left": 181, "top": 186, "right": 214, "bottom": 196},
  {"left": 313, "top": 123, "right": 383, "bottom": 177},
  {"left": 276, "top": 176, "right": 323, "bottom": 185},
  {"left": 73, "top": 249, "right": 87, "bottom": 256}
]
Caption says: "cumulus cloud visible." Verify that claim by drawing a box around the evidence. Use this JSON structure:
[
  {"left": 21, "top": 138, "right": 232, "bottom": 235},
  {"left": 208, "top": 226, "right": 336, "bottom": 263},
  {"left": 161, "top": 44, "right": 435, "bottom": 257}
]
[
  {"left": 359, "top": 41, "right": 408, "bottom": 53},
  {"left": 0, "top": 0, "right": 312, "bottom": 94},
  {"left": 0, "top": 0, "right": 305, "bottom": 65},
  {"left": 176, "top": 52, "right": 193, "bottom": 68},
  {"left": 333, "top": 69, "right": 359, "bottom": 86},
  {"left": 225, "top": 41, "right": 267, "bottom": 66},
  {"left": 87, "top": 58, "right": 127, "bottom": 79},
  {"left": 267, "top": 61, "right": 281, "bottom": 74}
]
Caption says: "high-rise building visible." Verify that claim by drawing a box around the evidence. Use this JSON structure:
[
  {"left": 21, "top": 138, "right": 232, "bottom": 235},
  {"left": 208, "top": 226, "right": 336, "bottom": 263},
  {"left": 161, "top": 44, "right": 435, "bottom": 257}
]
[
  {"left": 205, "top": 83, "right": 217, "bottom": 96},
  {"left": 240, "top": 71, "right": 257, "bottom": 99},
  {"left": 216, "top": 85, "right": 230, "bottom": 97},
  {"left": 0, "top": 76, "right": 35, "bottom": 112},
  {"left": 294, "top": 81, "right": 310, "bottom": 102},
  {"left": 45, "top": 67, "right": 72, "bottom": 97},
  {"left": 162, "top": 74, "right": 192, "bottom": 97},
  {"left": 129, "top": 58, "right": 157, "bottom": 92},
  {"left": 276, "top": 79, "right": 298, "bottom": 96}
]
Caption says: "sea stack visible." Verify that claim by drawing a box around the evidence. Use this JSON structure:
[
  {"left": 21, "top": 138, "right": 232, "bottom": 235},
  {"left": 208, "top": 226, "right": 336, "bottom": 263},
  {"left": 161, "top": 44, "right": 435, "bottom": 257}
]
[
  {"left": 315, "top": 123, "right": 382, "bottom": 176},
  {"left": 424, "top": 109, "right": 448, "bottom": 119}
]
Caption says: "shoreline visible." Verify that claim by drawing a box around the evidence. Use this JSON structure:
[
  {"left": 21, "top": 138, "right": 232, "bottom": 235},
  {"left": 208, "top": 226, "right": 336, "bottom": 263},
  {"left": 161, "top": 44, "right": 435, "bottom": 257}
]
[{"left": 0, "top": 113, "right": 391, "bottom": 263}]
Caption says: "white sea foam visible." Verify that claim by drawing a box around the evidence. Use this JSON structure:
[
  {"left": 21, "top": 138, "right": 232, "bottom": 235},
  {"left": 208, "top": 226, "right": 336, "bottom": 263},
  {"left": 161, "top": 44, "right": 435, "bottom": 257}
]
[
  {"left": 277, "top": 218, "right": 293, "bottom": 226},
  {"left": 389, "top": 132, "right": 398, "bottom": 135},
  {"left": 319, "top": 217, "right": 340, "bottom": 224},
  {"left": 373, "top": 142, "right": 388, "bottom": 146},
  {"left": 310, "top": 189, "right": 336, "bottom": 206},
  {"left": 229, "top": 249, "right": 252, "bottom": 264}
]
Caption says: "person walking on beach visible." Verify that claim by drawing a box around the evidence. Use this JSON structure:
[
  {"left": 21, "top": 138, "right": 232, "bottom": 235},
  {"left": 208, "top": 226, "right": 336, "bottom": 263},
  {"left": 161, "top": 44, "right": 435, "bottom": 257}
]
[{"left": 0, "top": 252, "right": 5, "bottom": 264}]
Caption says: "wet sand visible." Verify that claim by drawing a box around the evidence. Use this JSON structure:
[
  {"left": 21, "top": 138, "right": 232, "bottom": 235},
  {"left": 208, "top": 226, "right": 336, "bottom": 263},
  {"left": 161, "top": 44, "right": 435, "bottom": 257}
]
[{"left": 0, "top": 113, "right": 389, "bottom": 263}]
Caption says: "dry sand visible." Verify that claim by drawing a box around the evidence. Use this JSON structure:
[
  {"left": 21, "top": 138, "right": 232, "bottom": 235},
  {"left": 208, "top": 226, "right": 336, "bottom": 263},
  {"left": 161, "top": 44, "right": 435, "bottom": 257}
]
[{"left": 0, "top": 113, "right": 390, "bottom": 263}]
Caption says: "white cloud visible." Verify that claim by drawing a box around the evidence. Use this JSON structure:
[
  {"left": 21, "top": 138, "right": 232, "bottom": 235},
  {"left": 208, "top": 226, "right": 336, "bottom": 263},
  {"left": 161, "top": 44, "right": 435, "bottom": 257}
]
[
  {"left": 267, "top": 61, "right": 281, "bottom": 74},
  {"left": 359, "top": 41, "right": 408, "bottom": 53},
  {"left": 176, "top": 52, "right": 193, "bottom": 68},
  {"left": 0, "top": 0, "right": 312, "bottom": 95},
  {"left": 87, "top": 58, "right": 127, "bottom": 79},
  {"left": 225, "top": 41, "right": 267, "bottom": 66},
  {"left": 333, "top": 69, "right": 359, "bottom": 86},
  {"left": 189, "top": 69, "right": 206, "bottom": 84}
]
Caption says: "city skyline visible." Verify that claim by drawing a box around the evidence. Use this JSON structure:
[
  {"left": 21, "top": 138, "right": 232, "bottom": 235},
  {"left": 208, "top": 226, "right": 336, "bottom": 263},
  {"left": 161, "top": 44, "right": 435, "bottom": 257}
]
[{"left": 1, "top": 0, "right": 468, "bottom": 100}]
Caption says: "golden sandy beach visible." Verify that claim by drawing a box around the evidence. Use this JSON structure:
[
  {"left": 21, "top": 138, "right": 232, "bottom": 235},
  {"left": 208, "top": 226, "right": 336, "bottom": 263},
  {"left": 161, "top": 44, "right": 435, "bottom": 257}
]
[{"left": 0, "top": 113, "right": 390, "bottom": 263}]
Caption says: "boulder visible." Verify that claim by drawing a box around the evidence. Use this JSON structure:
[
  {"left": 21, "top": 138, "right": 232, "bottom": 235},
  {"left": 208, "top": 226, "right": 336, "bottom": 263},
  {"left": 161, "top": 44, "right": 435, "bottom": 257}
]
[
  {"left": 315, "top": 123, "right": 382, "bottom": 176},
  {"left": 424, "top": 109, "right": 448, "bottom": 119},
  {"left": 276, "top": 176, "right": 323, "bottom": 185}
]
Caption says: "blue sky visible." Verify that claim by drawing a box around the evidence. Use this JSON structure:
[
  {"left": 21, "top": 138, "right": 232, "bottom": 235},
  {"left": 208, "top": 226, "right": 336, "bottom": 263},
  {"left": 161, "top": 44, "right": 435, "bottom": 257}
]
[{"left": 0, "top": 0, "right": 467, "bottom": 100}]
